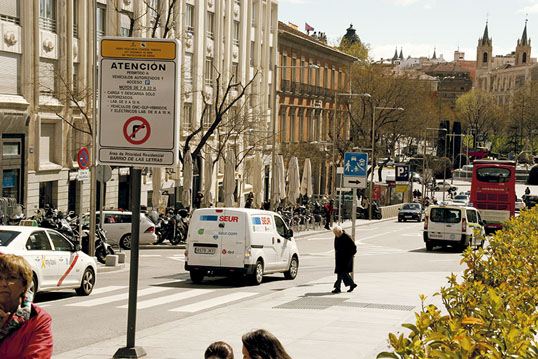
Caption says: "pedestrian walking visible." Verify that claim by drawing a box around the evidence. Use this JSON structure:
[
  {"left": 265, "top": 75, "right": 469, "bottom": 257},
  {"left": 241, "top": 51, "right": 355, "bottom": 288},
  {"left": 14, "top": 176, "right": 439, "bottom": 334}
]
[
  {"left": 0, "top": 254, "right": 53, "bottom": 358},
  {"left": 242, "top": 329, "right": 292, "bottom": 359},
  {"left": 525, "top": 187, "right": 531, "bottom": 196},
  {"left": 245, "top": 192, "right": 254, "bottom": 208},
  {"left": 324, "top": 199, "right": 334, "bottom": 230},
  {"left": 194, "top": 191, "right": 204, "bottom": 209},
  {"left": 205, "top": 341, "right": 234, "bottom": 359},
  {"left": 332, "top": 226, "right": 357, "bottom": 294}
]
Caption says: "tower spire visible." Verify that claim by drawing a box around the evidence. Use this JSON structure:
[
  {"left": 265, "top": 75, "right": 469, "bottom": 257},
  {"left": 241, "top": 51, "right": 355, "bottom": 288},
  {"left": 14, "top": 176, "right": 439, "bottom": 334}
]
[
  {"left": 481, "top": 20, "right": 489, "bottom": 45},
  {"left": 521, "top": 18, "right": 529, "bottom": 46}
]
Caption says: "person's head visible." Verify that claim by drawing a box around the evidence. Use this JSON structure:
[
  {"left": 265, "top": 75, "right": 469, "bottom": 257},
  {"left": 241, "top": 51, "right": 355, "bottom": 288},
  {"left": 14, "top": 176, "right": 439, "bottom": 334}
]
[
  {"left": 0, "top": 254, "right": 33, "bottom": 312},
  {"left": 241, "top": 329, "right": 291, "bottom": 359},
  {"left": 205, "top": 341, "right": 234, "bottom": 359},
  {"left": 332, "top": 225, "right": 343, "bottom": 237}
]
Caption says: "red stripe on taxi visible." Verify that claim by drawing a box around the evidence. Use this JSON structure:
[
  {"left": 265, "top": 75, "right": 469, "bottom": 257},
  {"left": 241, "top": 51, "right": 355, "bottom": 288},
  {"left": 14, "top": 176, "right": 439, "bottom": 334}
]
[{"left": 57, "top": 253, "right": 79, "bottom": 286}]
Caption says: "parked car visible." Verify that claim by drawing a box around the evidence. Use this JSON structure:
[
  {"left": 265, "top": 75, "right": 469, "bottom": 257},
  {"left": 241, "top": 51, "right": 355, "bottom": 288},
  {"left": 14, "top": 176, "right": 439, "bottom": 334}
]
[
  {"left": 411, "top": 172, "right": 422, "bottom": 183},
  {"left": 452, "top": 194, "right": 469, "bottom": 206},
  {"left": 515, "top": 197, "right": 525, "bottom": 211},
  {"left": 83, "top": 210, "right": 157, "bottom": 249},
  {"left": 0, "top": 226, "right": 97, "bottom": 295},
  {"left": 423, "top": 205, "right": 486, "bottom": 251},
  {"left": 398, "top": 203, "right": 424, "bottom": 222},
  {"left": 431, "top": 181, "right": 457, "bottom": 192}
]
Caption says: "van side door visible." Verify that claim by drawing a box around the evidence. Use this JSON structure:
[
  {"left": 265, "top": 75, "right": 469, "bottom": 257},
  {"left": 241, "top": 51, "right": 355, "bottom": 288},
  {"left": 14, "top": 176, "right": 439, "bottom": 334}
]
[{"left": 273, "top": 215, "right": 291, "bottom": 271}]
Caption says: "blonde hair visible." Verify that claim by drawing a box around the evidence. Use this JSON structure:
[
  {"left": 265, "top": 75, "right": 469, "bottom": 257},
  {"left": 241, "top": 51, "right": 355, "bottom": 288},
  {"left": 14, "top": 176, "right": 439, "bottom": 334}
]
[{"left": 0, "top": 254, "right": 33, "bottom": 292}]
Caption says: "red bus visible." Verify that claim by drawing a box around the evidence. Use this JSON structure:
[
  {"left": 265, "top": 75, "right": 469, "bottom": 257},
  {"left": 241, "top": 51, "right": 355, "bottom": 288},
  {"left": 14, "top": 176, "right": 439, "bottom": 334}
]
[
  {"left": 470, "top": 160, "right": 516, "bottom": 231},
  {"left": 463, "top": 147, "right": 489, "bottom": 161}
]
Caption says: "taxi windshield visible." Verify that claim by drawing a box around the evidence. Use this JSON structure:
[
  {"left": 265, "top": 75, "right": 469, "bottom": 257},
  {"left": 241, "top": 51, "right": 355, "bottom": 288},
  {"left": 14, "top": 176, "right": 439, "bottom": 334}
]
[{"left": 0, "top": 230, "right": 21, "bottom": 246}]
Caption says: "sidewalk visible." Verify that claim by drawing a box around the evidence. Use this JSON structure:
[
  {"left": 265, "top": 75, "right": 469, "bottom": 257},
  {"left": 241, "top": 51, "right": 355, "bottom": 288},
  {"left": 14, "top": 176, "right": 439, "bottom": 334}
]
[{"left": 55, "top": 216, "right": 455, "bottom": 359}]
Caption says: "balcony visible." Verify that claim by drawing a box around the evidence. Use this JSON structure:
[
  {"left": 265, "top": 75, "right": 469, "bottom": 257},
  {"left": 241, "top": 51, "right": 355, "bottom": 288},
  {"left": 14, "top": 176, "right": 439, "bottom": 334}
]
[
  {"left": 292, "top": 81, "right": 301, "bottom": 95},
  {"left": 280, "top": 79, "right": 291, "bottom": 93}
]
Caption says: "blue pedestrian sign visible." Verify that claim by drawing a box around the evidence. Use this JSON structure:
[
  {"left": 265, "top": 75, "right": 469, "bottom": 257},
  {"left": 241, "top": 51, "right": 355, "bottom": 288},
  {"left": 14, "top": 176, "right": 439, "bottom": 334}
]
[
  {"left": 344, "top": 152, "right": 368, "bottom": 177},
  {"left": 343, "top": 152, "right": 368, "bottom": 188}
]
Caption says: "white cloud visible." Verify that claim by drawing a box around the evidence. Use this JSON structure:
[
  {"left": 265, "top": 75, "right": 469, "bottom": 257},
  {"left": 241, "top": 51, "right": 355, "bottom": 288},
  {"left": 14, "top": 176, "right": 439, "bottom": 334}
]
[
  {"left": 279, "top": 0, "right": 311, "bottom": 4},
  {"left": 518, "top": 3, "right": 538, "bottom": 14},
  {"left": 391, "top": 0, "right": 421, "bottom": 6}
]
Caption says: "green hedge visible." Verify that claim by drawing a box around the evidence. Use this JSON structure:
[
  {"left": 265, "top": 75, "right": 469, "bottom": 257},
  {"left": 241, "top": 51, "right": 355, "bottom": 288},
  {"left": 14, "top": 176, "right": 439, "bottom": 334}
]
[{"left": 378, "top": 208, "right": 538, "bottom": 358}]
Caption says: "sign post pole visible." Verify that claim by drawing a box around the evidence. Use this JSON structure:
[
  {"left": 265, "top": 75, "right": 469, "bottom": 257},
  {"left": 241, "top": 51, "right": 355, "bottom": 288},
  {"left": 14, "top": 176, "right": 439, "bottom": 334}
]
[
  {"left": 351, "top": 187, "right": 357, "bottom": 281},
  {"left": 97, "top": 37, "right": 180, "bottom": 359}
]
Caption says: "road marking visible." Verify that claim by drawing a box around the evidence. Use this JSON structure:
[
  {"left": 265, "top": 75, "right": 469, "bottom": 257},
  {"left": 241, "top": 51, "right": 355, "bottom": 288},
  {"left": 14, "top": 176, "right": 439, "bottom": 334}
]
[
  {"left": 152, "top": 279, "right": 184, "bottom": 286},
  {"left": 66, "top": 287, "right": 169, "bottom": 307},
  {"left": 92, "top": 286, "right": 128, "bottom": 295},
  {"left": 118, "top": 289, "right": 215, "bottom": 309},
  {"left": 169, "top": 292, "right": 257, "bottom": 313},
  {"left": 167, "top": 256, "right": 185, "bottom": 261},
  {"left": 140, "top": 254, "right": 162, "bottom": 257}
]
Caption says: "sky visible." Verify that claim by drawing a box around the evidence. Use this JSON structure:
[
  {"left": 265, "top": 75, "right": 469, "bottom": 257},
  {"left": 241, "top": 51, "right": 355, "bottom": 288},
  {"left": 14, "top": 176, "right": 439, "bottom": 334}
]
[{"left": 278, "top": 0, "right": 538, "bottom": 62}]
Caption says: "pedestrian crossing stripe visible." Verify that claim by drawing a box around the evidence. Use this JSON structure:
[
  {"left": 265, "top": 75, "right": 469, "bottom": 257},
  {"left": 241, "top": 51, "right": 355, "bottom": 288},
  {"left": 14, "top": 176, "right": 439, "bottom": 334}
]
[
  {"left": 117, "top": 289, "right": 215, "bottom": 309},
  {"left": 169, "top": 292, "right": 257, "bottom": 313},
  {"left": 66, "top": 287, "right": 169, "bottom": 307}
]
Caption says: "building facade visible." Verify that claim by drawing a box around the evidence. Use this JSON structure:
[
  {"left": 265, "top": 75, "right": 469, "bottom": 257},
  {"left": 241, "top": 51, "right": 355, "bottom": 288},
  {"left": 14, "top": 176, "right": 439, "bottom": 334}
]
[
  {"left": 0, "top": 0, "right": 276, "bottom": 214},
  {"left": 276, "top": 22, "right": 356, "bottom": 197}
]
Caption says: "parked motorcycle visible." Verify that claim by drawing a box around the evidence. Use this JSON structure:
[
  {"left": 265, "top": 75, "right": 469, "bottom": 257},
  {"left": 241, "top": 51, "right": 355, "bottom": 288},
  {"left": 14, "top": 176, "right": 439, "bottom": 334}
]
[{"left": 357, "top": 202, "right": 382, "bottom": 220}]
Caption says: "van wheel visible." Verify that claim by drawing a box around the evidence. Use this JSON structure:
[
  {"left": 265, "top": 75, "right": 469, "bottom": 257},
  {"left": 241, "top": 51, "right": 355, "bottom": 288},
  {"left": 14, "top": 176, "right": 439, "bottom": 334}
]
[
  {"left": 120, "top": 234, "right": 132, "bottom": 250},
  {"left": 426, "top": 242, "right": 433, "bottom": 251},
  {"left": 284, "top": 256, "right": 299, "bottom": 280},
  {"left": 460, "top": 237, "right": 470, "bottom": 251},
  {"left": 251, "top": 261, "right": 264, "bottom": 285},
  {"left": 190, "top": 270, "right": 206, "bottom": 284}
]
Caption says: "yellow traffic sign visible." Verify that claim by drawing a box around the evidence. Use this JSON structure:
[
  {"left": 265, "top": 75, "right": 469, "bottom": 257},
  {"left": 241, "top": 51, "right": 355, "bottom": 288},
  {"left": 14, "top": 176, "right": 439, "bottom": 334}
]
[{"left": 101, "top": 39, "right": 176, "bottom": 60}]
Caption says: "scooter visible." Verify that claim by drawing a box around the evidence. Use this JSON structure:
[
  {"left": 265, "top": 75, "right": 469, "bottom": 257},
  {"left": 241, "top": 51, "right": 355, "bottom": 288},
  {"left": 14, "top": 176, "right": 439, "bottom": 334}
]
[{"left": 357, "top": 204, "right": 382, "bottom": 220}]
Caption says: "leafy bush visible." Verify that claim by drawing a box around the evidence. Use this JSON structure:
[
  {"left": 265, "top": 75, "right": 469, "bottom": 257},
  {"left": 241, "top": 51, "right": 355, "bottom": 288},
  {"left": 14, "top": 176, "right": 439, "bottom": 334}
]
[{"left": 378, "top": 208, "right": 538, "bottom": 358}]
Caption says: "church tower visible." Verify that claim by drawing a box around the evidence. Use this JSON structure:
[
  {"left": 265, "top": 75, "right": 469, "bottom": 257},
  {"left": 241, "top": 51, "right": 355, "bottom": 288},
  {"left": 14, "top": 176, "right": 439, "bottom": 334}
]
[
  {"left": 515, "top": 20, "right": 531, "bottom": 66},
  {"left": 476, "top": 21, "right": 492, "bottom": 69}
]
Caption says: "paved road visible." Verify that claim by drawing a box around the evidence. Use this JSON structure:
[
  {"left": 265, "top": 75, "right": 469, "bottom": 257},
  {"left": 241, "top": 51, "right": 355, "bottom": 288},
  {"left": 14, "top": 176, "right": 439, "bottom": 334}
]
[{"left": 43, "top": 219, "right": 465, "bottom": 356}]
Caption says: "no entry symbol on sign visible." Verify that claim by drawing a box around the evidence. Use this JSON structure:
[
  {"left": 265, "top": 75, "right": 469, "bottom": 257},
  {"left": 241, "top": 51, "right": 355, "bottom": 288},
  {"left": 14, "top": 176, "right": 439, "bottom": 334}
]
[
  {"left": 123, "top": 116, "right": 151, "bottom": 145},
  {"left": 78, "top": 147, "right": 89, "bottom": 169}
]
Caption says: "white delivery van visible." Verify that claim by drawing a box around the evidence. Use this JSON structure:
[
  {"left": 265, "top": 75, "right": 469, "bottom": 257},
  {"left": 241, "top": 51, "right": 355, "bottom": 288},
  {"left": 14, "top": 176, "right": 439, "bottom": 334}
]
[{"left": 184, "top": 208, "right": 299, "bottom": 285}]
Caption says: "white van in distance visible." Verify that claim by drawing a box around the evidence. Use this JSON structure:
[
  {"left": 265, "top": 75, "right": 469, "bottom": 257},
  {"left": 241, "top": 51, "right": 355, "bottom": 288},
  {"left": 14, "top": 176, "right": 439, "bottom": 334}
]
[{"left": 184, "top": 208, "right": 300, "bottom": 285}]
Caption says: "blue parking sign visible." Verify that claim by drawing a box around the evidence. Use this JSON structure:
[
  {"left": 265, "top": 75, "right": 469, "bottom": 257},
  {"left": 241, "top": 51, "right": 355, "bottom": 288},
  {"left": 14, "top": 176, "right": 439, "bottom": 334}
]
[
  {"left": 344, "top": 152, "right": 368, "bottom": 177},
  {"left": 395, "top": 164, "right": 410, "bottom": 182}
]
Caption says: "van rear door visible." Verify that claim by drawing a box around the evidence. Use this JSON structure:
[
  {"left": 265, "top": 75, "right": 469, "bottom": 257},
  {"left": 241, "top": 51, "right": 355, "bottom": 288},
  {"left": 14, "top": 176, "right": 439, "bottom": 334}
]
[
  {"left": 443, "top": 208, "right": 463, "bottom": 241},
  {"left": 218, "top": 210, "right": 246, "bottom": 269},
  {"left": 188, "top": 210, "right": 221, "bottom": 267}
]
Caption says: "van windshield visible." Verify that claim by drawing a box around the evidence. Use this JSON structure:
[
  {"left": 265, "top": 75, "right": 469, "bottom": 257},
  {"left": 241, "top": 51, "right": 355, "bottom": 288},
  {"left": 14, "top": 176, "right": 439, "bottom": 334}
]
[{"left": 430, "top": 208, "right": 461, "bottom": 223}]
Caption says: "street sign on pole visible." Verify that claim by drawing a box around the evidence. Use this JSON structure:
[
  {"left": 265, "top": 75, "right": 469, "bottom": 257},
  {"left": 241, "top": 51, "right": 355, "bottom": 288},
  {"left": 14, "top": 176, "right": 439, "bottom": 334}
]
[
  {"left": 343, "top": 152, "right": 368, "bottom": 189},
  {"left": 98, "top": 38, "right": 180, "bottom": 167},
  {"left": 395, "top": 164, "right": 410, "bottom": 182},
  {"left": 77, "top": 147, "right": 90, "bottom": 169}
]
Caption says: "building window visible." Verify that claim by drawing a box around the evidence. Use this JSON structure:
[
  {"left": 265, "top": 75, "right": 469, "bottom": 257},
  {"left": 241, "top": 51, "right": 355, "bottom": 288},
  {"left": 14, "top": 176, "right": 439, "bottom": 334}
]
[
  {"left": 72, "top": 63, "right": 79, "bottom": 93},
  {"left": 338, "top": 70, "right": 343, "bottom": 90},
  {"left": 120, "top": 13, "right": 131, "bottom": 37},
  {"left": 251, "top": 2, "right": 256, "bottom": 27},
  {"left": 323, "top": 66, "right": 328, "bottom": 88},
  {"left": 205, "top": 57, "right": 213, "bottom": 86},
  {"left": 203, "top": 106, "right": 212, "bottom": 127},
  {"left": 40, "top": 60, "right": 57, "bottom": 95},
  {"left": 280, "top": 111, "right": 287, "bottom": 143},
  {"left": 300, "top": 58, "right": 305, "bottom": 83},
  {"left": 185, "top": 4, "right": 194, "bottom": 35},
  {"left": 40, "top": 122, "right": 60, "bottom": 165},
  {"left": 316, "top": 64, "right": 320, "bottom": 86},
  {"left": 331, "top": 67, "right": 335, "bottom": 90},
  {"left": 482, "top": 52, "right": 488, "bottom": 63},
  {"left": 184, "top": 53, "right": 193, "bottom": 85},
  {"left": 183, "top": 103, "right": 193, "bottom": 129},
  {"left": 269, "top": 47, "right": 273, "bottom": 68},
  {"left": 291, "top": 57, "right": 296, "bottom": 83},
  {"left": 231, "top": 62, "right": 239, "bottom": 80},
  {"left": 232, "top": 21, "right": 240, "bottom": 46},
  {"left": 282, "top": 53, "right": 287, "bottom": 80},
  {"left": 250, "top": 41, "right": 255, "bottom": 66},
  {"left": 299, "top": 109, "right": 305, "bottom": 142},
  {"left": 72, "top": 0, "right": 79, "bottom": 38},
  {"left": 96, "top": 5, "right": 106, "bottom": 40},
  {"left": 307, "top": 109, "right": 313, "bottom": 141},
  {"left": 308, "top": 61, "right": 313, "bottom": 85},
  {"left": 523, "top": 52, "right": 527, "bottom": 63},
  {"left": 40, "top": 0, "right": 56, "bottom": 32},
  {"left": 0, "top": 0, "right": 20, "bottom": 24},
  {"left": 206, "top": 11, "right": 214, "bottom": 39},
  {"left": 0, "top": 52, "right": 20, "bottom": 95},
  {"left": 290, "top": 110, "right": 297, "bottom": 143}
]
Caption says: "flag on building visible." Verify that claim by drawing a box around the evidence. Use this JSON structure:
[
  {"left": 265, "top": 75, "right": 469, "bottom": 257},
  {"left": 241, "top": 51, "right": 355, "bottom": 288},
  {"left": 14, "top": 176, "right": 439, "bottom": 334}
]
[
  {"left": 305, "top": 23, "right": 314, "bottom": 32},
  {"left": 288, "top": 22, "right": 299, "bottom": 30}
]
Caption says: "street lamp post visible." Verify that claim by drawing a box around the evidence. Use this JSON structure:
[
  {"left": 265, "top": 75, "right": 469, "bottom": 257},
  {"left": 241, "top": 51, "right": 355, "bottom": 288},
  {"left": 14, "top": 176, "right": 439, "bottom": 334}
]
[
  {"left": 332, "top": 92, "right": 371, "bottom": 226},
  {"left": 369, "top": 106, "right": 404, "bottom": 221},
  {"left": 271, "top": 64, "right": 318, "bottom": 211},
  {"left": 447, "top": 133, "right": 464, "bottom": 184},
  {"left": 423, "top": 127, "right": 446, "bottom": 200}
]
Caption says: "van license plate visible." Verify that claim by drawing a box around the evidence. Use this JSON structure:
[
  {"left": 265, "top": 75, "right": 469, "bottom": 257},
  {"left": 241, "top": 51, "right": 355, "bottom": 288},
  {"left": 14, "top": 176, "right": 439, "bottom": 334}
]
[
  {"left": 194, "top": 247, "right": 216, "bottom": 255},
  {"left": 428, "top": 232, "right": 442, "bottom": 239}
]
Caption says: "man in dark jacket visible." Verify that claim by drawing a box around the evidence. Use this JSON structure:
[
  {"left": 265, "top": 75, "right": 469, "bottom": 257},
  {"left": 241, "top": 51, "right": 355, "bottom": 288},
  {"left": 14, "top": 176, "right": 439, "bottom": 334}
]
[{"left": 332, "top": 226, "right": 357, "bottom": 293}]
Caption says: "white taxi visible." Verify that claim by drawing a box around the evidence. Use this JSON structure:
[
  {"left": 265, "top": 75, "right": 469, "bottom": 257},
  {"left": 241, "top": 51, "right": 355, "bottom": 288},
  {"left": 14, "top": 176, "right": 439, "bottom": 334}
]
[{"left": 0, "top": 225, "right": 97, "bottom": 295}]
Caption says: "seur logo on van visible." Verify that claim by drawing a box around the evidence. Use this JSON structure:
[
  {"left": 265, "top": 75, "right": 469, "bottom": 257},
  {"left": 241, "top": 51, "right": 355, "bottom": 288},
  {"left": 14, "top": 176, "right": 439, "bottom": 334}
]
[{"left": 219, "top": 215, "right": 239, "bottom": 222}]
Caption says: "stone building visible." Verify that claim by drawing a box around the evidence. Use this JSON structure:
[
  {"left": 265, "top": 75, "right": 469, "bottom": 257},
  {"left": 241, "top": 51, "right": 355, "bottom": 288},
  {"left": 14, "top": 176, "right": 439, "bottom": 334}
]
[
  {"left": 0, "top": 0, "right": 277, "bottom": 213},
  {"left": 276, "top": 22, "right": 356, "bottom": 197},
  {"left": 475, "top": 20, "right": 538, "bottom": 105}
]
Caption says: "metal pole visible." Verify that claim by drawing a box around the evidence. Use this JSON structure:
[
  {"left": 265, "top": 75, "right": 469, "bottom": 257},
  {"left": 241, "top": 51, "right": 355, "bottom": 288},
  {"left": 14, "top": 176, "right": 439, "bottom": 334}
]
[
  {"left": 114, "top": 168, "right": 146, "bottom": 358},
  {"left": 331, "top": 93, "right": 337, "bottom": 203},
  {"left": 421, "top": 131, "right": 425, "bottom": 200},
  {"left": 350, "top": 187, "right": 357, "bottom": 280},
  {"left": 89, "top": 0, "right": 97, "bottom": 259},
  {"left": 442, "top": 132, "right": 447, "bottom": 201},
  {"left": 99, "top": 167, "right": 104, "bottom": 228},
  {"left": 270, "top": 65, "right": 278, "bottom": 211},
  {"left": 369, "top": 106, "right": 375, "bottom": 221}
]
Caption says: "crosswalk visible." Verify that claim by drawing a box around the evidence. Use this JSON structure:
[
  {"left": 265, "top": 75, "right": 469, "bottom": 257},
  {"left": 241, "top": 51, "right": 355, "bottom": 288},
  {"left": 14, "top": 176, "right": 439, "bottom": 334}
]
[
  {"left": 301, "top": 242, "right": 406, "bottom": 258},
  {"left": 49, "top": 284, "right": 260, "bottom": 314}
]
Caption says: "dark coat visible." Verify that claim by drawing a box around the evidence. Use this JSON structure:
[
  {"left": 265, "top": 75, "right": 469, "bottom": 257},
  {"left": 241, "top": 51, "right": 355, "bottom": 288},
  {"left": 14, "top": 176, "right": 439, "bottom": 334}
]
[{"left": 334, "top": 231, "right": 357, "bottom": 274}]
